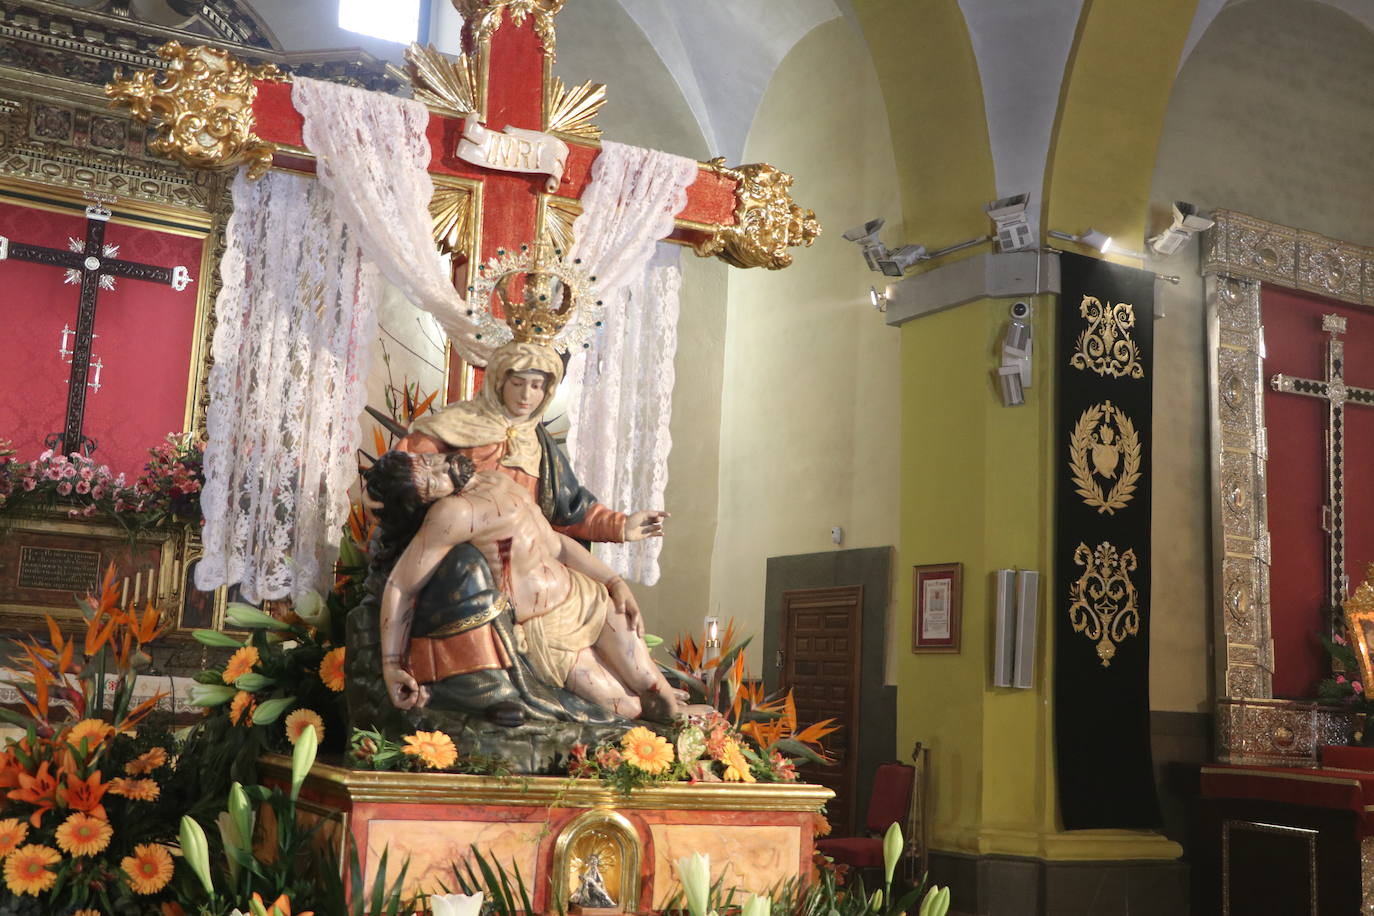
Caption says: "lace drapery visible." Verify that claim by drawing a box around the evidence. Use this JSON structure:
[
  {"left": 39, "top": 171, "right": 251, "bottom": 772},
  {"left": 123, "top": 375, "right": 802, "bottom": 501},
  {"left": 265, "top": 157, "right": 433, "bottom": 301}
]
[
  {"left": 292, "top": 77, "right": 488, "bottom": 366},
  {"left": 565, "top": 142, "right": 696, "bottom": 585},
  {"left": 195, "top": 169, "right": 378, "bottom": 603}
]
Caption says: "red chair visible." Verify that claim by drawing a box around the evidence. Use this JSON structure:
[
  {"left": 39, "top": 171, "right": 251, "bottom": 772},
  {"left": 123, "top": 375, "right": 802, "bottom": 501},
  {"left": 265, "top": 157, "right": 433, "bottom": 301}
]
[{"left": 816, "top": 761, "right": 917, "bottom": 872}]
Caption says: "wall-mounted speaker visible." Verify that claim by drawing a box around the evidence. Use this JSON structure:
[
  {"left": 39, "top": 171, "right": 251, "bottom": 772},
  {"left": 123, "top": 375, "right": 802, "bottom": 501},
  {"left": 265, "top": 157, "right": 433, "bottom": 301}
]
[
  {"left": 992, "top": 568, "right": 1039, "bottom": 689},
  {"left": 1013, "top": 570, "right": 1040, "bottom": 689},
  {"left": 992, "top": 569, "right": 1016, "bottom": 687}
]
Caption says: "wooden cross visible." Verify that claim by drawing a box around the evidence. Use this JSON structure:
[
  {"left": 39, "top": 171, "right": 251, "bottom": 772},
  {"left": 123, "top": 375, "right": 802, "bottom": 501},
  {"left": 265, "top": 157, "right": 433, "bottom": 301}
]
[
  {"left": 107, "top": 3, "right": 819, "bottom": 398},
  {"left": 0, "top": 202, "right": 193, "bottom": 456},
  {"left": 1271, "top": 313, "right": 1374, "bottom": 609}
]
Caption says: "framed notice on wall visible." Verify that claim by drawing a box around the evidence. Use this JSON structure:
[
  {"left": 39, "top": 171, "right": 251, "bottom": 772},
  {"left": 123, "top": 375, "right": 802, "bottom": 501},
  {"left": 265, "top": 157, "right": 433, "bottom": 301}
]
[{"left": 912, "top": 563, "right": 962, "bottom": 653}]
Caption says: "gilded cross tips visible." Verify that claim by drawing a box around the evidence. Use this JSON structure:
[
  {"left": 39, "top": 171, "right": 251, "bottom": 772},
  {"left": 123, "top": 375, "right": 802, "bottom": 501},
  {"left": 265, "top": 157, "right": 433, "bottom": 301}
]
[{"left": 1270, "top": 312, "right": 1374, "bottom": 608}]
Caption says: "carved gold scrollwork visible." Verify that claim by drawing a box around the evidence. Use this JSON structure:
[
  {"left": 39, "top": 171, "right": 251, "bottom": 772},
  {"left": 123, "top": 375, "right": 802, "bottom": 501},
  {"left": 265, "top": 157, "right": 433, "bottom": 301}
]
[
  {"left": 1067, "top": 400, "right": 1141, "bottom": 515},
  {"left": 1069, "top": 295, "right": 1145, "bottom": 379},
  {"left": 694, "top": 160, "right": 820, "bottom": 270},
  {"left": 430, "top": 185, "right": 474, "bottom": 257},
  {"left": 405, "top": 43, "right": 479, "bottom": 116},
  {"left": 106, "top": 42, "right": 286, "bottom": 180},
  {"left": 453, "top": 0, "right": 567, "bottom": 59},
  {"left": 1068, "top": 541, "right": 1141, "bottom": 667}
]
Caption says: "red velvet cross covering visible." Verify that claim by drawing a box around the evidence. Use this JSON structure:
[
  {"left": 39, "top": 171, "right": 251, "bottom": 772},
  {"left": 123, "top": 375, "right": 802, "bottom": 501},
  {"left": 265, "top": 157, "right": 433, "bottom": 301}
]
[
  {"left": 0, "top": 201, "right": 201, "bottom": 478},
  {"left": 1263, "top": 288, "right": 1374, "bottom": 697}
]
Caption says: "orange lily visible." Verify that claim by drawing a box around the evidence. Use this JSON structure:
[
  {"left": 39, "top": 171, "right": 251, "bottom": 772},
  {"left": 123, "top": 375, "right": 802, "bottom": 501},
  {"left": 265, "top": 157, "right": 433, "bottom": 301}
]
[
  {"left": 9, "top": 761, "right": 57, "bottom": 826},
  {"left": 251, "top": 892, "right": 314, "bottom": 916},
  {"left": 57, "top": 767, "right": 108, "bottom": 821}
]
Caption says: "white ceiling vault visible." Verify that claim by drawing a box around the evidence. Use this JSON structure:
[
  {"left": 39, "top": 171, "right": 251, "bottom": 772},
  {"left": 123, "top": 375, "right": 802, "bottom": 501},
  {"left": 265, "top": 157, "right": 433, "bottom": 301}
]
[{"left": 224, "top": 0, "right": 852, "bottom": 165}]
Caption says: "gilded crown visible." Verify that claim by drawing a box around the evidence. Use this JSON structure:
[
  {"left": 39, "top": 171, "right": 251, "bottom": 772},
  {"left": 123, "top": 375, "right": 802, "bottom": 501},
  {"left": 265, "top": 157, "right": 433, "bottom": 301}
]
[{"left": 468, "top": 243, "right": 603, "bottom": 352}]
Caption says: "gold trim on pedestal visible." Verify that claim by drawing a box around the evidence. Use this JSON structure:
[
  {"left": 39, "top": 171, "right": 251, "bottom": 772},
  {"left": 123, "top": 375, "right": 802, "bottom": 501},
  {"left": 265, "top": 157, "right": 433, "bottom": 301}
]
[
  {"left": 107, "top": 42, "right": 286, "bottom": 181},
  {"left": 261, "top": 755, "right": 833, "bottom": 812},
  {"left": 694, "top": 160, "right": 820, "bottom": 270}
]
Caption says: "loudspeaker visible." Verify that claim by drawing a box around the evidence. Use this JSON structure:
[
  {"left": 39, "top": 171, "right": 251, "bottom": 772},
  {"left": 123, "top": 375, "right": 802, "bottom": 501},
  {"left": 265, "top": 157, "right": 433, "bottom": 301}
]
[
  {"left": 1013, "top": 570, "right": 1040, "bottom": 689},
  {"left": 992, "top": 569, "right": 1016, "bottom": 687}
]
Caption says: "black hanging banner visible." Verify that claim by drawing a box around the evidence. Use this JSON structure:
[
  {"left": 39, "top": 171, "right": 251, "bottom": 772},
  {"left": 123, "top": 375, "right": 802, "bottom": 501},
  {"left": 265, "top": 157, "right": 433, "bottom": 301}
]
[{"left": 1054, "top": 252, "right": 1161, "bottom": 830}]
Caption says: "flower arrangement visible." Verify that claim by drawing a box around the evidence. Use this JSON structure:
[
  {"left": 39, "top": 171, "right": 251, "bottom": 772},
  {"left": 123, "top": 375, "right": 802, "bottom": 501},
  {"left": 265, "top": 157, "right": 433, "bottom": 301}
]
[
  {"left": 0, "top": 434, "right": 205, "bottom": 533},
  {"left": 563, "top": 621, "right": 838, "bottom": 792},
  {"left": 0, "top": 567, "right": 186, "bottom": 913},
  {"left": 182, "top": 589, "right": 351, "bottom": 793}
]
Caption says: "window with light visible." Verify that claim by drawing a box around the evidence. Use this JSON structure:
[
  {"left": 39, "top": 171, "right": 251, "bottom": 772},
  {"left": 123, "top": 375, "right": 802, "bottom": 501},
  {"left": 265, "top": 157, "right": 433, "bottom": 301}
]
[{"left": 338, "top": 0, "right": 424, "bottom": 44}]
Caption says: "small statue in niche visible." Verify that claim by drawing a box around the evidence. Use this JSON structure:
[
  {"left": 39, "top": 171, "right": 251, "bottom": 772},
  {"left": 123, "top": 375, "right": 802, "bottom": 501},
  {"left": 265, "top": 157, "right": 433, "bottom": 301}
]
[{"left": 569, "top": 851, "right": 617, "bottom": 910}]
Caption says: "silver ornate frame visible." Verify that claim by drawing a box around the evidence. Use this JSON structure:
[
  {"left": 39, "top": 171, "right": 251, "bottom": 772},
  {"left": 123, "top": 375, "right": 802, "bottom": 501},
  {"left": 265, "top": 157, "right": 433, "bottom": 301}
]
[{"left": 1205, "top": 209, "right": 1374, "bottom": 763}]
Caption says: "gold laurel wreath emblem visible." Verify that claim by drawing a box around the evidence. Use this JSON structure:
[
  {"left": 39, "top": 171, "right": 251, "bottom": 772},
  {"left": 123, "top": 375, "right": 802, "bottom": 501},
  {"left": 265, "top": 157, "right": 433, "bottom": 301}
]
[{"left": 1068, "top": 401, "right": 1141, "bottom": 515}]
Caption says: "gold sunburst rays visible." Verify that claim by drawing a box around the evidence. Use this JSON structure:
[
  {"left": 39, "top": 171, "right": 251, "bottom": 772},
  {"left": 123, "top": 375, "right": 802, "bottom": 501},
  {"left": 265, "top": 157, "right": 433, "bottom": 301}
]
[
  {"left": 539, "top": 197, "right": 580, "bottom": 254},
  {"left": 546, "top": 77, "right": 606, "bottom": 140},
  {"left": 405, "top": 43, "right": 479, "bottom": 116},
  {"left": 430, "top": 184, "right": 474, "bottom": 257}
]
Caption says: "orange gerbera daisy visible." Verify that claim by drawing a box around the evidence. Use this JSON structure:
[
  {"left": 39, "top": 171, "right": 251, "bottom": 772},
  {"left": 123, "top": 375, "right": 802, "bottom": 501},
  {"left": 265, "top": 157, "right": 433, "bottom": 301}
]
[
  {"left": 3, "top": 844, "right": 59, "bottom": 896},
  {"left": 721, "top": 740, "right": 756, "bottom": 783},
  {"left": 55, "top": 811, "right": 112, "bottom": 856},
  {"left": 73, "top": 909, "right": 101, "bottom": 916},
  {"left": 621, "top": 726, "right": 674, "bottom": 774},
  {"left": 401, "top": 731, "right": 457, "bottom": 770},
  {"left": 0, "top": 818, "right": 29, "bottom": 856},
  {"left": 319, "top": 647, "right": 346, "bottom": 692},
  {"left": 222, "top": 646, "right": 260, "bottom": 685},
  {"left": 122, "top": 843, "right": 174, "bottom": 894},
  {"left": 107, "top": 776, "right": 160, "bottom": 801},
  {"left": 125, "top": 747, "right": 168, "bottom": 776},
  {"left": 284, "top": 708, "right": 325, "bottom": 746},
  {"left": 65, "top": 718, "right": 114, "bottom": 752},
  {"left": 229, "top": 690, "right": 256, "bottom": 726}
]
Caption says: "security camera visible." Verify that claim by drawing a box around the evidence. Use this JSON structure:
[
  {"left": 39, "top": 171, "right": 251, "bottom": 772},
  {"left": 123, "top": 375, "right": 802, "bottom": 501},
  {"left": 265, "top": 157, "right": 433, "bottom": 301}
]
[
  {"left": 1010, "top": 301, "right": 1031, "bottom": 320},
  {"left": 1148, "top": 201, "right": 1215, "bottom": 256}
]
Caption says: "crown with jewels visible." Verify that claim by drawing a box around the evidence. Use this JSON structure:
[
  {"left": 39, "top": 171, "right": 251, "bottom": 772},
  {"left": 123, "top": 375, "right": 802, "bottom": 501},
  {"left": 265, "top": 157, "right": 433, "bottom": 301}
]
[{"left": 466, "top": 243, "right": 604, "bottom": 352}]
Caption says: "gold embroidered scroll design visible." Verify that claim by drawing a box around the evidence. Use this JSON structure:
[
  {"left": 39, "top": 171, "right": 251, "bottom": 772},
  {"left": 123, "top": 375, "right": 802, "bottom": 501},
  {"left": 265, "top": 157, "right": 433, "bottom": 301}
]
[
  {"left": 1068, "top": 400, "right": 1142, "bottom": 515},
  {"left": 1070, "top": 295, "right": 1144, "bottom": 379},
  {"left": 1068, "top": 541, "right": 1141, "bottom": 667}
]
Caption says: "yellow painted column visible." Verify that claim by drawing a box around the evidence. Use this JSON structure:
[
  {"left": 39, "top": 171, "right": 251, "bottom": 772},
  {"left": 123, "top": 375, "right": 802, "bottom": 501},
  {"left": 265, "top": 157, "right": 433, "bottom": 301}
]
[{"left": 855, "top": 0, "right": 1199, "bottom": 861}]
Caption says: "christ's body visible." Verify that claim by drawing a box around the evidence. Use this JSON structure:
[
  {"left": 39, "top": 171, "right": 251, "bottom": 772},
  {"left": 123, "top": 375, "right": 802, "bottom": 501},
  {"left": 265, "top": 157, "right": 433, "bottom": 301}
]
[{"left": 380, "top": 455, "right": 697, "bottom": 721}]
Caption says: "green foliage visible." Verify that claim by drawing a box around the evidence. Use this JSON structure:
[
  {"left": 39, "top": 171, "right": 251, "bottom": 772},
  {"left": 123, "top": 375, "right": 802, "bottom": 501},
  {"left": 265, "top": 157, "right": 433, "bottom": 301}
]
[{"left": 444, "top": 845, "right": 535, "bottom": 916}]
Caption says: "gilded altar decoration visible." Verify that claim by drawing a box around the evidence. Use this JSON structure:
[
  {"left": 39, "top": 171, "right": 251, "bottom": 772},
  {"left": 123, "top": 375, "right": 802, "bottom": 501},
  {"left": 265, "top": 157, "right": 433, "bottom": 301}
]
[
  {"left": 1343, "top": 565, "right": 1374, "bottom": 694},
  {"left": 454, "top": 0, "right": 568, "bottom": 60},
  {"left": 1069, "top": 295, "right": 1145, "bottom": 379},
  {"left": 430, "top": 183, "right": 475, "bottom": 258},
  {"left": 695, "top": 161, "right": 821, "bottom": 270},
  {"left": 1068, "top": 541, "right": 1141, "bottom": 667},
  {"left": 552, "top": 809, "right": 641, "bottom": 913},
  {"left": 1068, "top": 400, "right": 1142, "bottom": 515},
  {"left": 405, "top": 44, "right": 479, "bottom": 117},
  {"left": 468, "top": 245, "right": 601, "bottom": 350},
  {"left": 546, "top": 77, "right": 607, "bottom": 140},
  {"left": 106, "top": 43, "right": 286, "bottom": 181}
]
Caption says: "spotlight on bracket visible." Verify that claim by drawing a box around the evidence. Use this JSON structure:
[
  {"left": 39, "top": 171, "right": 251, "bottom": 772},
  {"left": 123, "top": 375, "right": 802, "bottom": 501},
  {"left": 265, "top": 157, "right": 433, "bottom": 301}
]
[
  {"left": 869, "top": 285, "right": 888, "bottom": 312},
  {"left": 1148, "top": 201, "right": 1215, "bottom": 256},
  {"left": 842, "top": 218, "right": 890, "bottom": 273},
  {"left": 985, "top": 193, "right": 1034, "bottom": 252},
  {"left": 876, "top": 245, "right": 929, "bottom": 277}
]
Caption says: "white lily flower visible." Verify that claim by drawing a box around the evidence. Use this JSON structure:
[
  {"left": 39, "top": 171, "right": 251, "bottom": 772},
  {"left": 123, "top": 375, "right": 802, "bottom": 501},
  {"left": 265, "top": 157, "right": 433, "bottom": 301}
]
[
  {"left": 428, "top": 891, "right": 484, "bottom": 916},
  {"left": 677, "top": 852, "right": 711, "bottom": 916},
  {"left": 741, "top": 893, "right": 771, "bottom": 916}
]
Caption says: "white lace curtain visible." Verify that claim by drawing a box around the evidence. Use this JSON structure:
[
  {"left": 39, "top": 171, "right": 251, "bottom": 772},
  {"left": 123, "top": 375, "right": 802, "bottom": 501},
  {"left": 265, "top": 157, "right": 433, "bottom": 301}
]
[
  {"left": 567, "top": 142, "right": 697, "bottom": 585},
  {"left": 195, "top": 168, "right": 379, "bottom": 602}
]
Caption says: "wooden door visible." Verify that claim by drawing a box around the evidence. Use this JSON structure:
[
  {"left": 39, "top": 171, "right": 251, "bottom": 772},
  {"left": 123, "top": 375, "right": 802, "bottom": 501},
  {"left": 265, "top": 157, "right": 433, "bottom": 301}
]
[{"left": 779, "top": 585, "right": 863, "bottom": 836}]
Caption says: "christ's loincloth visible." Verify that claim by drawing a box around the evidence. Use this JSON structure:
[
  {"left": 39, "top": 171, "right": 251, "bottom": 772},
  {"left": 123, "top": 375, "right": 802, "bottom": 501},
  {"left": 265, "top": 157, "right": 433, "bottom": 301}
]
[{"left": 518, "top": 569, "right": 610, "bottom": 688}]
